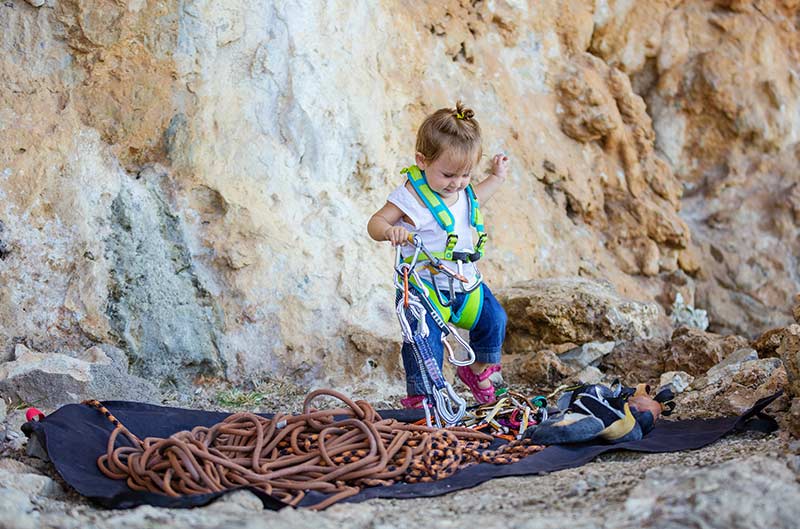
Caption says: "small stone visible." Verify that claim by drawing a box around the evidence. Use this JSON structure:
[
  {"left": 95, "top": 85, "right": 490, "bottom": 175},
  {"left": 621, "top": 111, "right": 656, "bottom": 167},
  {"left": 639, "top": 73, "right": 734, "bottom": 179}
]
[
  {"left": 658, "top": 371, "right": 694, "bottom": 393},
  {"left": 662, "top": 327, "right": 748, "bottom": 377},
  {"left": 25, "top": 0, "right": 46, "bottom": 7},
  {"left": 25, "top": 430, "right": 49, "bottom": 462},
  {"left": 0, "top": 344, "right": 160, "bottom": 408},
  {"left": 558, "top": 341, "right": 616, "bottom": 368},
  {"left": 639, "top": 239, "right": 660, "bottom": 277},
  {"left": 570, "top": 366, "right": 604, "bottom": 385},
  {"left": 585, "top": 474, "right": 607, "bottom": 489},
  {"left": 567, "top": 479, "right": 589, "bottom": 497},
  {"left": 75, "top": 346, "right": 111, "bottom": 365}
]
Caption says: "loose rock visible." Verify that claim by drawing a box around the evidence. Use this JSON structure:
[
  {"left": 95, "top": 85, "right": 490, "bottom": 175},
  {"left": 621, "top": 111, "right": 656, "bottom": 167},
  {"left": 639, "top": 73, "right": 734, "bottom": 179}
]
[
  {"left": 678, "top": 358, "right": 787, "bottom": 418},
  {"left": 503, "top": 349, "right": 573, "bottom": 390},
  {"left": 662, "top": 327, "right": 749, "bottom": 377},
  {"left": 0, "top": 344, "right": 161, "bottom": 408},
  {"left": 658, "top": 371, "right": 694, "bottom": 393},
  {"left": 752, "top": 327, "right": 789, "bottom": 358},
  {"left": 557, "top": 341, "right": 615, "bottom": 369},
  {"left": 600, "top": 337, "right": 668, "bottom": 385}
]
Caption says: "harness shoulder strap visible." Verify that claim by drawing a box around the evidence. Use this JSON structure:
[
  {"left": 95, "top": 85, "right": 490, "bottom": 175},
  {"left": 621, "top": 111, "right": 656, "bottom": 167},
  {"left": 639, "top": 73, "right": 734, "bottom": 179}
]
[
  {"left": 465, "top": 184, "right": 484, "bottom": 232},
  {"left": 402, "top": 166, "right": 454, "bottom": 232},
  {"left": 465, "top": 184, "right": 487, "bottom": 256},
  {"left": 401, "top": 165, "right": 488, "bottom": 260}
]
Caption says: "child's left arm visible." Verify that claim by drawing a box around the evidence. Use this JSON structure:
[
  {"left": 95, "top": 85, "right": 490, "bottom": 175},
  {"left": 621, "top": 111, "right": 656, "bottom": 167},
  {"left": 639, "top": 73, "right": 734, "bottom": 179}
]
[{"left": 473, "top": 153, "right": 508, "bottom": 203}]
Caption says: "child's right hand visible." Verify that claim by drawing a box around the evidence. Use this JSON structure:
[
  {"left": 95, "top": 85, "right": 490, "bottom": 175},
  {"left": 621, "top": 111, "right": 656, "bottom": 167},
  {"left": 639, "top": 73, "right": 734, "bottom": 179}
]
[{"left": 384, "top": 226, "right": 410, "bottom": 246}]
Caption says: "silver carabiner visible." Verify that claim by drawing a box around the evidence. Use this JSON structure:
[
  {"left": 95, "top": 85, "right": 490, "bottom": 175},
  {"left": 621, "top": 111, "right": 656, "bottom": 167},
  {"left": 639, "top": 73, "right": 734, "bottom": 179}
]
[
  {"left": 442, "top": 326, "right": 476, "bottom": 366},
  {"left": 432, "top": 382, "right": 467, "bottom": 426}
]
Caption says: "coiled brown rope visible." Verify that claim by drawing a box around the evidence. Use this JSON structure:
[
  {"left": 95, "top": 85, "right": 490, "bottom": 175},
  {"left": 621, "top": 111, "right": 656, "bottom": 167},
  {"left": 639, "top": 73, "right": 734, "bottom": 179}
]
[{"left": 84, "top": 389, "right": 543, "bottom": 510}]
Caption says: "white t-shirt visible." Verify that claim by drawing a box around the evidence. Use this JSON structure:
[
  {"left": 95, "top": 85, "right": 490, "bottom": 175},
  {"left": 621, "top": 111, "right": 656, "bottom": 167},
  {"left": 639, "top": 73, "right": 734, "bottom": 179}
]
[{"left": 387, "top": 183, "right": 480, "bottom": 292}]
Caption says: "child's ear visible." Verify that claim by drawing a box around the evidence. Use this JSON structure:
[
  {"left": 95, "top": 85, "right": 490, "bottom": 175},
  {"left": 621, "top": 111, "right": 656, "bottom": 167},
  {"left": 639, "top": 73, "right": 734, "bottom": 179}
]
[{"left": 415, "top": 152, "right": 427, "bottom": 169}]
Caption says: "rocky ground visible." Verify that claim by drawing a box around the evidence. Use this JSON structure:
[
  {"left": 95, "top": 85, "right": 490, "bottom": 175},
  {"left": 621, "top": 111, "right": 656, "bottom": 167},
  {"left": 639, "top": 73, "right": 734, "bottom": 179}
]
[
  {"left": 11, "top": 289, "right": 798, "bottom": 529},
  {"left": 0, "top": 376, "right": 798, "bottom": 529},
  {"left": 2, "top": 278, "right": 799, "bottom": 528}
]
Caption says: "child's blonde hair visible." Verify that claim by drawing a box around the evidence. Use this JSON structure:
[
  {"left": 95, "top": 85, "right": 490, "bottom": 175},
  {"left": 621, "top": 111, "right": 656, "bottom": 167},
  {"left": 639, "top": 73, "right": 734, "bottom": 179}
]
[{"left": 416, "top": 101, "right": 482, "bottom": 172}]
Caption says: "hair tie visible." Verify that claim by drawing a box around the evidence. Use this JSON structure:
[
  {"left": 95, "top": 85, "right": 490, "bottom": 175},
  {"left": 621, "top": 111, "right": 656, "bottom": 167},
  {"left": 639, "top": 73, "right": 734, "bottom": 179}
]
[{"left": 455, "top": 112, "right": 464, "bottom": 119}]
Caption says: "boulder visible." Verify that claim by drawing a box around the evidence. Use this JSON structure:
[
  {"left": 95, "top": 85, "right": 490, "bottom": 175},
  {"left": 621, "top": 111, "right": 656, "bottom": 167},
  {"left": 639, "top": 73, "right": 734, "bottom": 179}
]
[
  {"left": 498, "top": 278, "right": 666, "bottom": 354},
  {"left": 778, "top": 324, "right": 800, "bottom": 397},
  {"left": 662, "top": 326, "right": 749, "bottom": 376},
  {"left": 0, "top": 344, "right": 161, "bottom": 409}
]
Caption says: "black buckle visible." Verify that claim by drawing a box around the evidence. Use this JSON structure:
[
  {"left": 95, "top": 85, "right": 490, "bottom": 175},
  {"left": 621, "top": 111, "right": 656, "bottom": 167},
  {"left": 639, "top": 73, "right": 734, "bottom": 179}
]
[{"left": 450, "top": 250, "right": 481, "bottom": 263}]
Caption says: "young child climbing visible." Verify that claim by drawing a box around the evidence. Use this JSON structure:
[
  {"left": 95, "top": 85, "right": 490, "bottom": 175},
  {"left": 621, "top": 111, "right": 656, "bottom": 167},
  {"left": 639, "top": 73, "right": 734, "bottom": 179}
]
[{"left": 367, "top": 101, "right": 509, "bottom": 408}]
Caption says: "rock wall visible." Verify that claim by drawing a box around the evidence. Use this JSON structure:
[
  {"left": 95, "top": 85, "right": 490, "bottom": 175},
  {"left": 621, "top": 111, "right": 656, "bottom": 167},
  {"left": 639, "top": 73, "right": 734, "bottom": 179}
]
[
  {"left": 592, "top": 0, "right": 800, "bottom": 334},
  {"left": 1, "top": 0, "right": 799, "bottom": 396}
]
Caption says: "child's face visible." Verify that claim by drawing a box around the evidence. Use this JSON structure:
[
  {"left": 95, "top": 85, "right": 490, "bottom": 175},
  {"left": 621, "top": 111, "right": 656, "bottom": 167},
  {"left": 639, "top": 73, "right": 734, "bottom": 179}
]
[{"left": 416, "top": 151, "right": 473, "bottom": 199}]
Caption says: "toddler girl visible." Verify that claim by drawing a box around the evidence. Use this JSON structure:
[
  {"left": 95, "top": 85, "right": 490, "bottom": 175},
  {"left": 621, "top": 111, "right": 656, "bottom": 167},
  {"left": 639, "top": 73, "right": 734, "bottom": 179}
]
[{"left": 367, "top": 101, "right": 509, "bottom": 407}]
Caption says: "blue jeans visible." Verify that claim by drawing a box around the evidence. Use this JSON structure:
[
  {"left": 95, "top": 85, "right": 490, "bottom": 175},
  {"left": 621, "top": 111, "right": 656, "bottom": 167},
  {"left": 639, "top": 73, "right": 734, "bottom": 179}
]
[{"left": 399, "top": 283, "right": 507, "bottom": 396}]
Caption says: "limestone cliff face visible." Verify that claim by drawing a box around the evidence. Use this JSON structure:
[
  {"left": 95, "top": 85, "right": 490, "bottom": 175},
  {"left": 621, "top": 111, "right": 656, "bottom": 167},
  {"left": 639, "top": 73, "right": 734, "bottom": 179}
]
[
  {"left": 1, "top": 0, "right": 798, "bottom": 394},
  {"left": 590, "top": 0, "right": 800, "bottom": 334}
]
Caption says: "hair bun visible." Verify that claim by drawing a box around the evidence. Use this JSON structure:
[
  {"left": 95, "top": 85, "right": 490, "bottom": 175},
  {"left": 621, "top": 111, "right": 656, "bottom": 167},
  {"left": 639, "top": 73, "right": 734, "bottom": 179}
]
[{"left": 455, "top": 101, "right": 475, "bottom": 120}]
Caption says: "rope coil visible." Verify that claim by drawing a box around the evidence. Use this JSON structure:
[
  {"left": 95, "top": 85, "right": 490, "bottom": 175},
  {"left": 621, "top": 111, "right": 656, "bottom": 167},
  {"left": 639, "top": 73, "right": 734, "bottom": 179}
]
[{"left": 85, "top": 390, "right": 543, "bottom": 510}]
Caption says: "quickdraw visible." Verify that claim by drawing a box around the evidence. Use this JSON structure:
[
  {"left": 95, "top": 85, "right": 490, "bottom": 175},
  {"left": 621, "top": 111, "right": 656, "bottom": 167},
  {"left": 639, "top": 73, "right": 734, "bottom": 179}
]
[
  {"left": 459, "top": 390, "right": 549, "bottom": 440},
  {"left": 394, "top": 235, "right": 477, "bottom": 427}
]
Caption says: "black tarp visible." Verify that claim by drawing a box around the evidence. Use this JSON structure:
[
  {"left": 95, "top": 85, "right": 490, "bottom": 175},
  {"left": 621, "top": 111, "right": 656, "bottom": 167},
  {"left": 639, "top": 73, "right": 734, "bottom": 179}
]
[{"left": 23, "top": 392, "right": 780, "bottom": 510}]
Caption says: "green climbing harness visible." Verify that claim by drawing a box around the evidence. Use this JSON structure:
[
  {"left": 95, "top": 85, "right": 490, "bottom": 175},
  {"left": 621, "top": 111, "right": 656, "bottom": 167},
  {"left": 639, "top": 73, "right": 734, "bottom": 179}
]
[
  {"left": 402, "top": 165, "right": 487, "bottom": 261},
  {"left": 401, "top": 165, "right": 488, "bottom": 330}
]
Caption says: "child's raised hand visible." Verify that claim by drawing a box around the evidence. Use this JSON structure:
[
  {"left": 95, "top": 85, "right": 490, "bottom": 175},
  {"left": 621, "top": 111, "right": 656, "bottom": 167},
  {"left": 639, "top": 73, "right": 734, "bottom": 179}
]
[
  {"left": 384, "top": 226, "right": 410, "bottom": 246},
  {"left": 491, "top": 153, "right": 509, "bottom": 180}
]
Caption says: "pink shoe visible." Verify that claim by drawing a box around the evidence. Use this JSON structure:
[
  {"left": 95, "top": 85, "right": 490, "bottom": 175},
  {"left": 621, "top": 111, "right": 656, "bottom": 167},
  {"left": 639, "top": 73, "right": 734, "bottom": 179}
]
[
  {"left": 400, "top": 395, "right": 428, "bottom": 409},
  {"left": 457, "top": 365, "right": 501, "bottom": 404}
]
